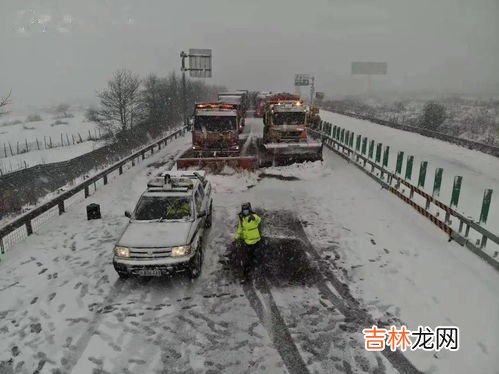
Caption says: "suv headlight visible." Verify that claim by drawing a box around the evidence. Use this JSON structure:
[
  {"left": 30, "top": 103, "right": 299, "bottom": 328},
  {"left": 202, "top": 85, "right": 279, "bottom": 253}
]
[
  {"left": 114, "top": 246, "right": 130, "bottom": 258},
  {"left": 171, "top": 245, "right": 191, "bottom": 257}
]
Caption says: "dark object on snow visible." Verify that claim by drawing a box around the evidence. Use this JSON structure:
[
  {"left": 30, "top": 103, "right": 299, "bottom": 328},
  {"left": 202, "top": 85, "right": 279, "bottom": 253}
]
[{"left": 86, "top": 203, "right": 101, "bottom": 220}]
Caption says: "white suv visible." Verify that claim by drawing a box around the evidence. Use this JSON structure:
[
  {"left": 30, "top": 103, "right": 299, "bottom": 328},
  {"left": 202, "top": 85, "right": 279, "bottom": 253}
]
[{"left": 113, "top": 171, "right": 213, "bottom": 279}]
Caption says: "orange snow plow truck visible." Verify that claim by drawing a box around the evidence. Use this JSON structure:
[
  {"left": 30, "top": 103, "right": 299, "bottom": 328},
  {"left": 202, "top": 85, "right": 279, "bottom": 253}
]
[
  {"left": 176, "top": 102, "right": 257, "bottom": 171},
  {"left": 260, "top": 93, "right": 323, "bottom": 166}
]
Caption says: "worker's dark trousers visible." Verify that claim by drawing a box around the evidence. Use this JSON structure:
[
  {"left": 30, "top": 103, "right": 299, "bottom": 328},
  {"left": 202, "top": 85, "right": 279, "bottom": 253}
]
[{"left": 241, "top": 240, "right": 262, "bottom": 277}]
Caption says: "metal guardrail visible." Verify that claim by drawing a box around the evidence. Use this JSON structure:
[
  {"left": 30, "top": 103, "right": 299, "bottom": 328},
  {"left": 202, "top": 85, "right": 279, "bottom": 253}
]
[
  {"left": 311, "top": 122, "right": 499, "bottom": 272},
  {"left": 0, "top": 127, "right": 187, "bottom": 255},
  {"left": 326, "top": 109, "right": 499, "bottom": 158}
]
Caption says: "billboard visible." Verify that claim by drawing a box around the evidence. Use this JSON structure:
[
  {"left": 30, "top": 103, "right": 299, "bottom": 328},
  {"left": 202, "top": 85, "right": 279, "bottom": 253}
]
[
  {"left": 295, "top": 74, "right": 310, "bottom": 86},
  {"left": 188, "top": 48, "right": 212, "bottom": 78},
  {"left": 351, "top": 62, "right": 387, "bottom": 75}
]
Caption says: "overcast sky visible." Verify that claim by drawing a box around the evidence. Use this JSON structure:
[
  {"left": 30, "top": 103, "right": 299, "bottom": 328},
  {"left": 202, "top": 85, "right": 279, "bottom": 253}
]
[{"left": 1, "top": 0, "right": 498, "bottom": 107}]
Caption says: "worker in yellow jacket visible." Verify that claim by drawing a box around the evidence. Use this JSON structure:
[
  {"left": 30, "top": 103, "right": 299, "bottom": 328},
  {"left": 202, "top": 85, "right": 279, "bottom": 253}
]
[{"left": 235, "top": 202, "right": 262, "bottom": 281}]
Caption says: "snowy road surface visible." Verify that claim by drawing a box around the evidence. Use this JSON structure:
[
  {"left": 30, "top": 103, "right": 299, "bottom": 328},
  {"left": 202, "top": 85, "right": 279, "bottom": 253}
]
[
  {"left": 0, "top": 118, "right": 498, "bottom": 373},
  {"left": 321, "top": 110, "right": 499, "bottom": 231}
]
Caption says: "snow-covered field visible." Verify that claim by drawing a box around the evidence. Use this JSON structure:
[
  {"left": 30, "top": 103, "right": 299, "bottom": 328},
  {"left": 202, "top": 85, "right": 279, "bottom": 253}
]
[
  {"left": 0, "top": 110, "right": 100, "bottom": 146},
  {"left": 321, "top": 110, "right": 499, "bottom": 232},
  {"left": 324, "top": 97, "right": 499, "bottom": 145},
  {"left": 0, "top": 110, "right": 102, "bottom": 174},
  {"left": 1, "top": 118, "right": 497, "bottom": 373}
]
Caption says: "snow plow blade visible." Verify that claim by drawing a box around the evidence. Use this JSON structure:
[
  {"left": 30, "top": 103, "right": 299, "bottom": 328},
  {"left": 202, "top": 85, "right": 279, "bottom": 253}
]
[
  {"left": 177, "top": 153, "right": 258, "bottom": 171},
  {"left": 259, "top": 141, "right": 323, "bottom": 167}
]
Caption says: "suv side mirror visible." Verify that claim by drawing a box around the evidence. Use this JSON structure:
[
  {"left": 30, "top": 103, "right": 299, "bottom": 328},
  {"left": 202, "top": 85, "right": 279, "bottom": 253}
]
[{"left": 124, "top": 211, "right": 131, "bottom": 218}]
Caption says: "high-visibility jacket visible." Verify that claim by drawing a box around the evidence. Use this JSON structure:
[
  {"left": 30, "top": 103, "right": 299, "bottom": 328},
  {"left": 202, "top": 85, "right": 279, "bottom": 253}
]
[
  {"left": 235, "top": 213, "right": 262, "bottom": 245},
  {"left": 166, "top": 203, "right": 191, "bottom": 219}
]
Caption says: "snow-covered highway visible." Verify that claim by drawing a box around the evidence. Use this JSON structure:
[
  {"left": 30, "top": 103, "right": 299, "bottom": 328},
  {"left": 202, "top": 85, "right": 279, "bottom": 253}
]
[{"left": 0, "top": 118, "right": 498, "bottom": 374}]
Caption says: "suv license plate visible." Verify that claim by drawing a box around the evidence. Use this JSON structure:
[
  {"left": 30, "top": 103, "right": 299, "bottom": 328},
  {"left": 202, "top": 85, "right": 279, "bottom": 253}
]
[{"left": 138, "top": 269, "right": 162, "bottom": 276}]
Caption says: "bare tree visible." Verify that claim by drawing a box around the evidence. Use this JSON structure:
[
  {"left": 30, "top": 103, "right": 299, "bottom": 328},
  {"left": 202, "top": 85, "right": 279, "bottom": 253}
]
[
  {"left": 0, "top": 89, "right": 12, "bottom": 116},
  {"left": 92, "top": 70, "right": 143, "bottom": 133},
  {"left": 142, "top": 74, "right": 170, "bottom": 126}
]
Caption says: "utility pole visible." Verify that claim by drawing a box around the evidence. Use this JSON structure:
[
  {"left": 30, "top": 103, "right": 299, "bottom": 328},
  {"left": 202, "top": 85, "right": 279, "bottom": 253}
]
[
  {"left": 180, "top": 51, "right": 188, "bottom": 127},
  {"left": 310, "top": 76, "right": 315, "bottom": 107}
]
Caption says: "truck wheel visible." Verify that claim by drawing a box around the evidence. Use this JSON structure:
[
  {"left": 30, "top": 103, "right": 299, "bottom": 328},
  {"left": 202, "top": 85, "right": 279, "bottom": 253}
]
[{"left": 189, "top": 248, "right": 203, "bottom": 279}]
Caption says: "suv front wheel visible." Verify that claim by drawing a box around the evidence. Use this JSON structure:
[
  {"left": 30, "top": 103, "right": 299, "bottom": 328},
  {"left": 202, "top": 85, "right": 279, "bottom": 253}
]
[{"left": 188, "top": 247, "right": 203, "bottom": 279}]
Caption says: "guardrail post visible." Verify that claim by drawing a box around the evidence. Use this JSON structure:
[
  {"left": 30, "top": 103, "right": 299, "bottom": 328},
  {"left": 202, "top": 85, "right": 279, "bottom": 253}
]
[
  {"left": 382, "top": 146, "right": 390, "bottom": 168},
  {"left": 119, "top": 165, "right": 123, "bottom": 175},
  {"left": 84, "top": 186, "right": 90, "bottom": 198},
  {"left": 375, "top": 143, "right": 382, "bottom": 163},
  {"left": 458, "top": 220, "right": 464, "bottom": 233},
  {"left": 103, "top": 175, "right": 108, "bottom": 185},
  {"left": 58, "top": 200, "right": 65, "bottom": 215},
  {"left": 395, "top": 151, "right": 404, "bottom": 175},
  {"left": 132, "top": 157, "right": 135, "bottom": 167},
  {"left": 381, "top": 146, "right": 390, "bottom": 182},
  {"left": 142, "top": 151, "right": 145, "bottom": 160},
  {"left": 432, "top": 168, "right": 443, "bottom": 200},
  {"left": 405, "top": 155, "right": 414, "bottom": 180},
  {"left": 26, "top": 221, "right": 33, "bottom": 236},
  {"left": 464, "top": 222, "right": 471, "bottom": 238},
  {"left": 478, "top": 189, "right": 493, "bottom": 248},
  {"left": 355, "top": 134, "right": 361, "bottom": 152},
  {"left": 479, "top": 189, "right": 493, "bottom": 225},
  {"left": 448, "top": 176, "right": 463, "bottom": 223},
  {"left": 418, "top": 161, "right": 428, "bottom": 189}
]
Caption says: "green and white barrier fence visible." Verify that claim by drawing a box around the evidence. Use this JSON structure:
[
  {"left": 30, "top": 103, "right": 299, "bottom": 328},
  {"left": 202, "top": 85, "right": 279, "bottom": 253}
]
[{"left": 311, "top": 121, "right": 499, "bottom": 272}]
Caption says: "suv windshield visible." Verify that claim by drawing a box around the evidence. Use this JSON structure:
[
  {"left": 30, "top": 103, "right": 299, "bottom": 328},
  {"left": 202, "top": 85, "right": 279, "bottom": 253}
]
[
  {"left": 134, "top": 196, "right": 192, "bottom": 220},
  {"left": 195, "top": 116, "right": 237, "bottom": 132},
  {"left": 272, "top": 112, "right": 305, "bottom": 125}
]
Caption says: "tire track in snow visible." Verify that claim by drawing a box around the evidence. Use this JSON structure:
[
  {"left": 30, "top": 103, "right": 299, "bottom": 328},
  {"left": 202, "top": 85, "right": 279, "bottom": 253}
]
[
  {"left": 282, "top": 211, "right": 423, "bottom": 374},
  {"left": 243, "top": 276, "right": 310, "bottom": 374}
]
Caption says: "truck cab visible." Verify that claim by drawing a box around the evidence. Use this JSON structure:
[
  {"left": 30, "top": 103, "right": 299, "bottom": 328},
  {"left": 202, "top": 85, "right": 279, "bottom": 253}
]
[
  {"left": 263, "top": 100, "right": 309, "bottom": 144},
  {"left": 218, "top": 92, "right": 247, "bottom": 131},
  {"left": 255, "top": 91, "right": 272, "bottom": 118},
  {"left": 192, "top": 103, "right": 241, "bottom": 156}
]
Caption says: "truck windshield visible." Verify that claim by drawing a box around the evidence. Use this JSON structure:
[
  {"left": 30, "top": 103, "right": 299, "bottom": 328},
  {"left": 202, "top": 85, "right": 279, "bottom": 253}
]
[
  {"left": 194, "top": 116, "right": 237, "bottom": 132},
  {"left": 272, "top": 112, "right": 306, "bottom": 125},
  {"left": 134, "top": 196, "right": 192, "bottom": 221}
]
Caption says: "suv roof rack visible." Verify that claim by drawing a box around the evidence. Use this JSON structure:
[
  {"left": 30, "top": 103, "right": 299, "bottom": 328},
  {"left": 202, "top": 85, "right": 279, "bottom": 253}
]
[{"left": 147, "top": 173, "right": 195, "bottom": 192}]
